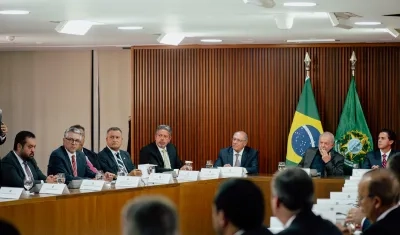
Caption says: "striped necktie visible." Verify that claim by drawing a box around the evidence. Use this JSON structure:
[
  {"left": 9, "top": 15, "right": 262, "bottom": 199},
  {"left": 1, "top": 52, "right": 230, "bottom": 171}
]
[
  {"left": 23, "top": 161, "right": 34, "bottom": 180},
  {"left": 234, "top": 153, "right": 241, "bottom": 167},
  {"left": 71, "top": 155, "right": 78, "bottom": 177},
  {"left": 116, "top": 152, "right": 127, "bottom": 172}
]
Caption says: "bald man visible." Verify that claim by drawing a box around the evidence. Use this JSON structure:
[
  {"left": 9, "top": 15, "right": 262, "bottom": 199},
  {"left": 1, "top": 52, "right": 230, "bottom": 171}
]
[
  {"left": 214, "top": 131, "right": 259, "bottom": 174},
  {"left": 298, "top": 132, "right": 344, "bottom": 177}
]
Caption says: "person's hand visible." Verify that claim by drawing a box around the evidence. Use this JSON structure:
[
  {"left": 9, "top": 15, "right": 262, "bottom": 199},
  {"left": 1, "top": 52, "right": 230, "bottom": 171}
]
[
  {"left": 372, "top": 165, "right": 380, "bottom": 170},
  {"left": 46, "top": 175, "right": 57, "bottom": 183},
  {"left": 129, "top": 169, "right": 142, "bottom": 176},
  {"left": 320, "top": 148, "right": 331, "bottom": 163},
  {"left": 0, "top": 123, "right": 8, "bottom": 136},
  {"left": 336, "top": 223, "right": 352, "bottom": 235},
  {"left": 180, "top": 165, "right": 190, "bottom": 170},
  {"left": 224, "top": 164, "right": 232, "bottom": 167},
  {"left": 104, "top": 172, "right": 115, "bottom": 181},
  {"left": 345, "top": 207, "right": 365, "bottom": 226}
]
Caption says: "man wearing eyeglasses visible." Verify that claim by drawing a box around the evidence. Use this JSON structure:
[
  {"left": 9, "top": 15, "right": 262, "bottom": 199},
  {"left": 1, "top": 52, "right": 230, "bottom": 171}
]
[
  {"left": 214, "top": 131, "right": 259, "bottom": 174},
  {"left": 47, "top": 127, "right": 114, "bottom": 183}
]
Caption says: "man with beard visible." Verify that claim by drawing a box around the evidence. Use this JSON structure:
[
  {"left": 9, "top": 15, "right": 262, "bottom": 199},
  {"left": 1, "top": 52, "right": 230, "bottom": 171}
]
[{"left": 1, "top": 131, "right": 57, "bottom": 187}]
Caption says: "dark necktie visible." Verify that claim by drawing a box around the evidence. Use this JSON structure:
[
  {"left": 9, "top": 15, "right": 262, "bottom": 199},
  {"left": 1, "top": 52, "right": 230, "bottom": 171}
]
[
  {"left": 72, "top": 155, "right": 78, "bottom": 177},
  {"left": 382, "top": 154, "right": 387, "bottom": 168},
  {"left": 23, "top": 161, "right": 34, "bottom": 180},
  {"left": 116, "top": 152, "right": 127, "bottom": 172}
]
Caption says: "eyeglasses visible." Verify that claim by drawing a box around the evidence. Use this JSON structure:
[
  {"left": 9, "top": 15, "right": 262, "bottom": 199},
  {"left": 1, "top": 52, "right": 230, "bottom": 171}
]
[
  {"left": 65, "top": 137, "right": 81, "bottom": 144},
  {"left": 232, "top": 138, "right": 246, "bottom": 142}
]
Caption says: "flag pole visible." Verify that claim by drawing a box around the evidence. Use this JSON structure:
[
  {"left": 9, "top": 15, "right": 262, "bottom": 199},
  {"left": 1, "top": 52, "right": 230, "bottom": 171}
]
[
  {"left": 350, "top": 51, "right": 357, "bottom": 77},
  {"left": 304, "top": 52, "right": 311, "bottom": 78}
]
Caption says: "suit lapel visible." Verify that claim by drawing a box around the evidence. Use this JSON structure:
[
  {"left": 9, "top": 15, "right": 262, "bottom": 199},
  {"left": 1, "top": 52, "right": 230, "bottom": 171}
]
[
  {"left": 228, "top": 148, "right": 234, "bottom": 166},
  {"left": 375, "top": 151, "right": 382, "bottom": 165},
  {"left": 104, "top": 147, "right": 118, "bottom": 172},
  {"left": 27, "top": 160, "right": 38, "bottom": 180},
  {"left": 10, "top": 152, "right": 26, "bottom": 179},
  {"left": 241, "top": 148, "right": 248, "bottom": 167},
  {"left": 151, "top": 143, "right": 164, "bottom": 166}
]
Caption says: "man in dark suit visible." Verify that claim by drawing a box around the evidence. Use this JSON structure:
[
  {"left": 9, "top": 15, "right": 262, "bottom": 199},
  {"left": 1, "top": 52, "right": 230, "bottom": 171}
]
[
  {"left": 47, "top": 127, "right": 114, "bottom": 183},
  {"left": 212, "top": 178, "right": 272, "bottom": 235},
  {"left": 362, "top": 129, "right": 397, "bottom": 169},
  {"left": 70, "top": 124, "right": 101, "bottom": 172},
  {"left": 1, "top": 131, "right": 56, "bottom": 187},
  {"left": 139, "top": 125, "right": 188, "bottom": 173},
  {"left": 214, "top": 131, "right": 259, "bottom": 174},
  {"left": 0, "top": 122, "right": 8, "bottom": 145},
  {"left": 271, "top": 168, "right": 341, "bottom": 235},
  {"left": 98, "top": 127, "right": 142, "bottom": 176},
  {"left": 298, "top": 131, "right": 344, "bottom": 177},
  {"left": 357, "top": 169, "right": 400, "bottom": 235}
]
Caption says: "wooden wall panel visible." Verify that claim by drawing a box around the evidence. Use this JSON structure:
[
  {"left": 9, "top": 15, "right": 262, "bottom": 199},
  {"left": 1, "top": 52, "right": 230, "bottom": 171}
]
[{"left": 131, "top": 45, "right": 400, "bottom": 174}]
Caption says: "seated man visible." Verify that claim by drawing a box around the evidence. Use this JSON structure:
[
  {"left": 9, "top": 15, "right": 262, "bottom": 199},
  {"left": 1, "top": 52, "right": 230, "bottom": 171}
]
[
  {"left": 47, "top": 127, "right": 114, "bottom": 183},
  {"left": 122, "top": 196, "right": 178, "bottom": 235},
  {"left": 98, "top": 127, "right": 141, "bottom": 176},
  {"left": 298, "top": 131, "right": 344, "bottom": 177},
  {"left": 1, "top": 131, "right": 56, "bottom": 187},
  {"left": 0, "top": 122, "right": 8, "bottom": 145},
  {"left": 139, "top": 125, "right": 188, "bottom": 173},
  {"left": 271, "top": 168, "right": 341, "bottom": 235},
  {"left": 362, "top": 129, "right": 397, "bottom": 169},
  {"left": 214, "top": 131, "right": 259, "bottom": 174},
  {"left": 213, "top": 178, "right": 272, "bottom": 235},
  {"left": 71, "top": 124, "right": 101, "bottom": 172}
]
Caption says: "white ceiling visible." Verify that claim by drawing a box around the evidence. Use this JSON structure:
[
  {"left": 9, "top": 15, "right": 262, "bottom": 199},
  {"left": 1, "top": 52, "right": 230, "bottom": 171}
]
[{"left": 0, "top": 0, "right": 399, "bottom": 49}]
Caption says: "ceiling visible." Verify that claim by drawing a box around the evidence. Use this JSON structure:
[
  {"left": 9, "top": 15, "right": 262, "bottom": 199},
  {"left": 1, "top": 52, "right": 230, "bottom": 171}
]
[{"left": 0, "top": 0, "right": 399, "bottom": 49}]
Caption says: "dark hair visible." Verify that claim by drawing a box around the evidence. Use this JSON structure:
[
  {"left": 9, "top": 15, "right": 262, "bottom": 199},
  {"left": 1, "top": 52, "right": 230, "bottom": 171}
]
[
  {"left": 71, "top": 124, "right": 85, "bottom": 132},
  {"left": 388, "top": 152, "right": 400, "bottom": 183},
  {"left": 107, "top": 127, "right": 122, "bottom": 134},
  {"left": 380, "top": 128, "right": 397, "bottom": 146},
  {"left": 214, "top": 179, "right": 265, "bottom": 231},
  {"left": 0, "top": 219, "right": 20, "bottom": 235},
  {"left": 272, "top": 167, "right": 314, "bottom": 211},
  {"left": 13, "top": 131, "right": 35, "bottom": 151},
  {"left": 363, "top": 169, "right": 399, "bottom": 206},
  {"left": 122, "top": 196, "right": 178, "bottom": 235}
]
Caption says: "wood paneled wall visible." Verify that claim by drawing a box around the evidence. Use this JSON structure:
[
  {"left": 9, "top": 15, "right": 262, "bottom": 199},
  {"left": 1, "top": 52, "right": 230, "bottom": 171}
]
[{"left": 130, "top": 44, "right": 400, "bottom": 174}]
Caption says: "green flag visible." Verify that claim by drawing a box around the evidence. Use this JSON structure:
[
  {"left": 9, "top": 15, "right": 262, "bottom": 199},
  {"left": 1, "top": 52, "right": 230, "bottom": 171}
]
[{"left": 335, "top": 76, "right": 373, "bottom": 174}]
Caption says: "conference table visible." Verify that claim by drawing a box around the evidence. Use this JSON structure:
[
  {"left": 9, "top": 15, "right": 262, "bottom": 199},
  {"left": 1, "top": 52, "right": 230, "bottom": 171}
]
[{"left": 0, "top": 176, "right": 345, "bottom": 235}]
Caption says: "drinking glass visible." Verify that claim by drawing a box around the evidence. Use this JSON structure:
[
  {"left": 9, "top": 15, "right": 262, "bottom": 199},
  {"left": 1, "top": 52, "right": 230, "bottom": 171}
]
[
  {"left": 24, "top": 176, "right": 33, "bottom": 193},
  {"left": 185, "top": 161, "right": 193, "bottom": 171},
  {"left": 278, "top": 162, "right": 286, "bottom": 172},
  {"left": 56, "top": 173, "right": 65, "bottom": 184},
  {"left": 206, "top": 160, "right": 213, "bottom": 168}
]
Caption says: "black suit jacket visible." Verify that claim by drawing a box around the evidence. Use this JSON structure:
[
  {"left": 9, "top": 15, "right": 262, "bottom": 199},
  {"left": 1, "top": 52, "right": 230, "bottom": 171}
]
[
  {"left": 139, "top": 142, "right": 183, "bottom": 173},
  {"left": 1, "top": 151, "right": 47, "bottom": 187},
  {"left": 277, "top": 210, "right": 342, "bottom": 235},
  {"left": 361, "top": 150, "right": 398, "bottom": 169},
  {"left": 298, "top": 147, "right": 344, "bottom": 176},
  {"left": 47, "top": 146, "right": 96, "bottom": 183},
  {"left": 83, "top": 147, "right": 101, "bottom": 171},
  {"left": 243, "top": 226, "right": 273, "bottom": 235},
  {"left": 363, "top": 206, "right": 400, "bottom": 235},
  {"left": 214, "top": 146, "right": 259, "bottom": 174},
  {"left": 98, "top": 147, "right": 135, "bottom": 175}
]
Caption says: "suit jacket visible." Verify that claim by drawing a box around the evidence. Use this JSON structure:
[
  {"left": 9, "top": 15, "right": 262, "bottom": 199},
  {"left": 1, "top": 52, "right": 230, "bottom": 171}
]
[
  {"left": 298, "top": 147, "right": 344, "bottom": 176},
  {"left": 214, "top": 146, "right": 259, "bottom": 174},
  {"left": 98, "top": 147, "right": 135, "bottom": 175},
  {"left": 1, "top": 151, "right": 47, "bottom": 187},
  {"left": 362, "top": 218, "right": 371, "bottom": 232},
  {"left": 139, "top": 142, "right": 183, "bottom": 173},
  {"left": 243, "top": 226, "right": 273, "bottom": 235},
  {"left": 362, "top": 150, "right": 398, "bottom": 169},
  {"left": 83, "top": 147, "right": 101, "bottom": 171},
  {"left": 47, "top": 146, "right": 96, "bottom": 183},
  {"left": 277, "top": 210, "right": 342, "bottom": 235},
  {"left": 363, "top": 206, "right": 400, "bottom": 235}
]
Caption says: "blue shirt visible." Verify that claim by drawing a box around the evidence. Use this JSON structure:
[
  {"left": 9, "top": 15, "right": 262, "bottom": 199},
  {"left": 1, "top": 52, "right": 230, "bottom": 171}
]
[{"left": 310, "top": 152, "right": 325, "bottom": 176}]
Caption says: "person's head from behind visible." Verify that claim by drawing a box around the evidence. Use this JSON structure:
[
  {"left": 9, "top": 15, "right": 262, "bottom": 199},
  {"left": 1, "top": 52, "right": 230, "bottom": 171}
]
[
  {"left": 155, "top": 125, "right": 172, "bottom": 149},
  {"left": 122, "top": 196, "right": 178, "bottom": 235},
  {"left": 271, "top": 168, "right": 314, "bottom": 225},
  {"left": 70, "top": 124, "right": 85, "bottom": 151},
  {"left": 13, "top": 131, "right": 36, "bottom": 160},
  {"left": 358, "top": 168, "right": 399, "bottom": 223},
  {"left": 212, "top": 178, "right": 265, "bottom": 235},
  {"left": 0, "top": 219, "right": 20, "bottom": 235}
]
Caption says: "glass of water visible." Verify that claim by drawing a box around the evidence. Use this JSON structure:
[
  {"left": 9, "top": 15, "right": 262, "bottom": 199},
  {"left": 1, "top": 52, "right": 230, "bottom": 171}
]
[
  {"left": 56, "top": 173, "right": 65, "bottom": 184},
  {"left": 206, "top": 160, "right": 213, "bottom": 168},
  {"left": 24, "top": 176, "right": 33, "bottom": 193},
  {"left": 278, "top": 162, "right": 286, "bottom": 172}
]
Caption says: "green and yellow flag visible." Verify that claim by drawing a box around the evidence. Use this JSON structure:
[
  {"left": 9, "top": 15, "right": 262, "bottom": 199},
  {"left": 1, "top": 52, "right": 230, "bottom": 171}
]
[
  {"left": 286, "top": 77, "right": 323, "bottom": 166},
  {"left": 335, "top": 76, "right": 373, "bottom": 174}
]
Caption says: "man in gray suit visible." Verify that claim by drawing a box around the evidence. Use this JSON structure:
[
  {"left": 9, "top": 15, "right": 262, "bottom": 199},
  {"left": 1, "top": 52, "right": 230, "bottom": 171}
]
[{"left": 298, "top": 132, "right": 344, "bottom": 177}]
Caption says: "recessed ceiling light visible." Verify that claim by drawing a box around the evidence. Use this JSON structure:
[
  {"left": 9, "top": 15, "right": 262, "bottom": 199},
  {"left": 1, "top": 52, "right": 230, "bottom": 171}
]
[
  {"left": 287, "top": 39, "right": 336, "bottom": 43},
  {"left": 283, "top": 2, "right": 317, "bottom": 7},
  {"left": 0, "top": 10, "right": 30, "bottom": 15},
  {"left": 55, "top": 20, "right": 102, "bottom": 36},
  {"left": 157, "top": 33, "right": 185, "bottom": 46},
  {"left": 354, "top": 22, "right": 381, "bottom": 25},
  {"left": 201, "top": 39, "right": 222, "bottom": 43},
  {"left": 118, "top": 26, "right": 143, "bottom": 30}
]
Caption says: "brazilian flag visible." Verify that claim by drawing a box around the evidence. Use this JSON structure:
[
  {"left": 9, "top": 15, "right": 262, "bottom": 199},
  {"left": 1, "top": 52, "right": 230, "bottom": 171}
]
[
  {"left": 335, "top": 76, "right": 373, "bottom": 175},
  {"left": 286, "top": 77, "right": 323, "bottom": 166}
]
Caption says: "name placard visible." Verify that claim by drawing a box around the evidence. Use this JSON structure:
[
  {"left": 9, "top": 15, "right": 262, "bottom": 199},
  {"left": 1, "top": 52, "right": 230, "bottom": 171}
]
[
  {"left": 352, "top": 169, "right": 371, "bottom": 177},
  {"left": 301, "top": 168, "right": 311, "bottom": 176},
  {"left": 342, "top": 187, "right": 358, "bottom": 193},
  {"left": 200, "top": 168, "right": 220, "bottom": 179},
  {"left": 40, "top": 183, "right": 70, "bottom": 195},
  {"left": 316, "top": 199, "right": 356, "bottom": 206},
  {"left": 330, "top": 192, "right": 358, "bottom": 200},
  {"left": 80, "top": 180, "right": 106, "bottom": 191},
  {"left": 177, "top": 170, "right": 199, "bottom": 181},
  {"left": 220, "top": 167, "right": 245, "bottom": 178},
  {"left": 148, "top": 173, "right": 173, "bottom": 185},
  {"left": 115, "top": 176, "right": 141, "bottom": 188},
  {"left": 0, "top": 187, "right": 23, "bottom": 199},
  {"left": 138, "top": 164, "right": 157, "bottom": 178}
]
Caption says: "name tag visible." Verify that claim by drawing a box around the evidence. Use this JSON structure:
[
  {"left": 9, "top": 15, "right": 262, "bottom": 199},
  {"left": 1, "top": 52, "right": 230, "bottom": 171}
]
[
  {"left": 352, "top": 169, "right": 370, "bottom": 177},
  {"left": 317, "top": 199, "right": 356, "bottom": 205},
  {"left": 0, "top": 187, "right": 24, "bottom": 199},
  {"left": 330, "top": 192, "right": 358, "bottom": 200},
  {"left": 138, "top": 164, "right": 157, "bottom": 178},
  {"left": 177, "top": 170, "right": 199, "bottom": 181},
  {"left": 148, "top": 173, "right": 173, "bottom": 185},
  {"left": 200, "top": 168, "right": 221, "bottom": 179},
  {"left": 40, "top": 183, "right": 70, "bottom": 195},
  {"left": 220, "top": 167, "right": 245, "bottom": 178},
  {"left": 301, "top": 168, "right": 311, "bottom": 176},
  {"left": 115, "top": 176, "right": 141, "bottom": 188},
  {"left": 80, "top": 180, "right": 106, "bottom": 191}
]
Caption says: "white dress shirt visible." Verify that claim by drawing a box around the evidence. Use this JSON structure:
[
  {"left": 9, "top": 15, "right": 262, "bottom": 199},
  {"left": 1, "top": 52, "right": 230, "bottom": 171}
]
[
  {"left": 0, "top": 135, "right": 5, "bottom": 142},
  {"left": 233, "top": 148, "right": 244, "bottom": 166},
  {"left": 381, "top": 149, "right": 391, "bottom": 163},
  {"left": 284, "top": 215, "right": 296, "bottom": 229},
  {"left": 377, "top": 205, "right": 398, "bottom": 222},
  {"left": 233, "top": 230, "right": 244, "bottom": 235}
]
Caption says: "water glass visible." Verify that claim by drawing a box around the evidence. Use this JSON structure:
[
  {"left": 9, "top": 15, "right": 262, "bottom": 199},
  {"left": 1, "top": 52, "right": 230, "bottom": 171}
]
[
  {"left": 278, "top": 162, "right": 286, "bottom": 172},
  {"left": 185, "top": 161, "right": 193, "bottom": 171},
  {"left": 56, "top": 173, "right": 65, "bottom": 184},
  {"left": 353, "top": 163, "right": 359, "bottom": 169},
  {"left": 206, "top": 160, "right": 213, "bottom": 168},
  {"left": 24, "top": 176, "right": 33, "bottom": 192}
]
